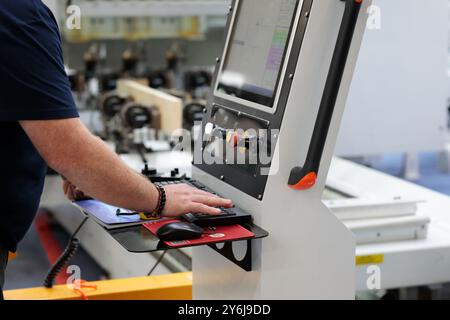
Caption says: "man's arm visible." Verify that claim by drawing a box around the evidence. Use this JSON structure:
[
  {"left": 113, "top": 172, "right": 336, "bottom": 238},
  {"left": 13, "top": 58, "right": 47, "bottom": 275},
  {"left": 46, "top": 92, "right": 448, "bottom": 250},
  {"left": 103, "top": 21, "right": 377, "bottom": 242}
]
[{"left": 20, "top": 118, "right": 232, "bottom": 216}]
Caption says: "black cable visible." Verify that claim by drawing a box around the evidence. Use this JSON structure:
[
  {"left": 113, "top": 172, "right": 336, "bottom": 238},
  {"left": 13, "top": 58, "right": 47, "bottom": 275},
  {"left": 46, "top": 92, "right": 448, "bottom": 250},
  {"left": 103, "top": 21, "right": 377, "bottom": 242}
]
[
  {"left": 71, "top": 216, "right": 89, "bottom": 239},
  {"left": 136, "top": 143, "right": 148, "bottom": 164},
  {"left": 148, "top": 250, "right": 168, "bottom": 276},
  {"left": 44, "top": 216, "right": 89, "bottom": 288}
]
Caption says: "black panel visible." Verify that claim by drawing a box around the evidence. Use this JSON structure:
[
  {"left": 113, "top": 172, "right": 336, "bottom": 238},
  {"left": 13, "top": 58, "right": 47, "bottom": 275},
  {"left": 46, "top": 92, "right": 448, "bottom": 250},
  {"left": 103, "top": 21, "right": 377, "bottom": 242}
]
[{"left": 194, "top": 0, "right": 314, "bottom": 200}]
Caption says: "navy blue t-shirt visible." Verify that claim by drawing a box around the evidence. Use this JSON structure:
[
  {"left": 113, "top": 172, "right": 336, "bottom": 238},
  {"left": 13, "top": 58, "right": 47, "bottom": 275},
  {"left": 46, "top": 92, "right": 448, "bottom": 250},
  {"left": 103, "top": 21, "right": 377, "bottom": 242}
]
[{"left": 0, "top": 1, "right": 79, "bottom": 252}]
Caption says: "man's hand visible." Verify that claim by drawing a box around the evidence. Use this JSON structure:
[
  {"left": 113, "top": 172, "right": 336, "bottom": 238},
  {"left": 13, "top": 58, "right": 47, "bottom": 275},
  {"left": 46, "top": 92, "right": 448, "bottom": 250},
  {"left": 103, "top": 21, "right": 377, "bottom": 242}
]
[
  {"left": 162, "top": 184, "right": 233, "bottom": 217},
  {"left": 62, "top": 179, "right": 88, "bottom": 202}
]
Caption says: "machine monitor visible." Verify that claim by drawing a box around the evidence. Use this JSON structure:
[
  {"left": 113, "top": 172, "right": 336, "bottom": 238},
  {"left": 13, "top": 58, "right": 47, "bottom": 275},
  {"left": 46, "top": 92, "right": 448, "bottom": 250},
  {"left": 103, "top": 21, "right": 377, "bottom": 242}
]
[
  {"left": 215, "top": 0, "right": 299, "bottom": 111},
  {"left": 197, "top": 0, "right": 314, "bottom": 199}
]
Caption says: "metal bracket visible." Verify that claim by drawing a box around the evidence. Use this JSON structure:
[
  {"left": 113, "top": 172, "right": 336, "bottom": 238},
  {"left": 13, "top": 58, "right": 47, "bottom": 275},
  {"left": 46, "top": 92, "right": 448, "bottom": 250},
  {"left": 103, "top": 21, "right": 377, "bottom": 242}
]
[{"left": 208, "top": 239, "right": 253, "bottom": 272}]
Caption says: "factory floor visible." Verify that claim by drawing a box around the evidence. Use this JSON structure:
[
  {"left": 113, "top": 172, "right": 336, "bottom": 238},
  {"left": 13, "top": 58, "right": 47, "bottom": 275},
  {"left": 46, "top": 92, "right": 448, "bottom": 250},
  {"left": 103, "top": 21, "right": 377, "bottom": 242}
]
[
  {"left": 4, "top": 152, "right": 450, "bottom": 293},
  {"left": 4, "top": 211, "right": 105, "bottom": 290}
]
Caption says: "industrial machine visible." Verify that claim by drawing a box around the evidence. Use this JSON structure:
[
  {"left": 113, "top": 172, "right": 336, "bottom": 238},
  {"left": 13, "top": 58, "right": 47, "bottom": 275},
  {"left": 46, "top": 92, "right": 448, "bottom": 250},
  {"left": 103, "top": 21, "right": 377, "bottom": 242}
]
[
  {"left": 183, "top": 69, "right": 213, "bottom": 99},
  {"left": 20, "top": 0, "right": 376, "bottom": 301},
  {"left": 97, "top": 90, "right": 164, "bottom": 156},
  {"left": 183, "top": 100, "right": 206, "bottom": 131},
  {"left": 98, "top": 91, "right": 132, "bottom": 138},
  {"left": 68, "top": 0, "right": 369, "bottom": 300},
  {"left": 26, "top": 0, "right": 450, "bottom": 301},
  {"left": 56, "top": 0, "right": 369, "bottom": 300},
  {"left": 189, "top": 0, "right": 370, "bottom": 299}
]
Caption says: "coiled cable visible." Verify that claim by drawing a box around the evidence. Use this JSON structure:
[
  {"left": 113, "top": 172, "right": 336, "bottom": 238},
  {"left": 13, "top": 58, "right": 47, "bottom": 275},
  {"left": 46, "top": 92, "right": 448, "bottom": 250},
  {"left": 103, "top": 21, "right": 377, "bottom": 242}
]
[{"left": 44, "top": 216, "right": 89, "bottom": 288}]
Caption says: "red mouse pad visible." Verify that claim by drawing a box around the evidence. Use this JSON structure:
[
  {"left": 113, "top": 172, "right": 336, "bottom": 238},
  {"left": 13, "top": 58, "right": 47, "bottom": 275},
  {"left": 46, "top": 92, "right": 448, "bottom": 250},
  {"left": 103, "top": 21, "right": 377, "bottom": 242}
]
[{"left": 143, "top": 219, "right": 255, "bottom": 248}]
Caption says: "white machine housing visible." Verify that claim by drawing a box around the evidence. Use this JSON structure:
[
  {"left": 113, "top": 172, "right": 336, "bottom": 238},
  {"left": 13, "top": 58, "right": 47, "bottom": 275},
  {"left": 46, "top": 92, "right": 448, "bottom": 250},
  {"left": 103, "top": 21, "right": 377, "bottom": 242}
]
[{"left": 192, "top": 0, "right": 371, "bottom": 299}]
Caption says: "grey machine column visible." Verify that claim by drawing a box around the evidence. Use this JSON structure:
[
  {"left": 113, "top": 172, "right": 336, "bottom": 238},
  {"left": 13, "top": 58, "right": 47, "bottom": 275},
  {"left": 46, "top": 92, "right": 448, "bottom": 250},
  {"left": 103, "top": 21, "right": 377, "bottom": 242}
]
[{"left": 192, "top": 0, "right": 371, "bottom": 299}]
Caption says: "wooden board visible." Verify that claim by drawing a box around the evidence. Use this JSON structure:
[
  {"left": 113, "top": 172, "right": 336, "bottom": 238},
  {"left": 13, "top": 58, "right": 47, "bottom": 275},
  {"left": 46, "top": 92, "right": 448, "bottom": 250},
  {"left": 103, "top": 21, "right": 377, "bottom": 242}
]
[{"left": 117, "top": 79, "right": 183, "bottom": 135}]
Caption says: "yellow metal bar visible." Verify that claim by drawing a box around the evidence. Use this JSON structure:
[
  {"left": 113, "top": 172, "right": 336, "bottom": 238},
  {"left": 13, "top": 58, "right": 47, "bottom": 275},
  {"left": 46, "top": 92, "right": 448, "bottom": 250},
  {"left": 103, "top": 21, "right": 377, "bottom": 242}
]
[{"left": 4, "top": 272, "right": 192, "bottom": 300}]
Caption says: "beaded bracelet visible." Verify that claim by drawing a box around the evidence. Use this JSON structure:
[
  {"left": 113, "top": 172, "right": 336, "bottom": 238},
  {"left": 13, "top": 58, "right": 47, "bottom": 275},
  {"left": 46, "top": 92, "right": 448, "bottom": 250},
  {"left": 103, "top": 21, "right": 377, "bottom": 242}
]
[{"left": 139, "top": 185, "right": 166, "bottom": 221}]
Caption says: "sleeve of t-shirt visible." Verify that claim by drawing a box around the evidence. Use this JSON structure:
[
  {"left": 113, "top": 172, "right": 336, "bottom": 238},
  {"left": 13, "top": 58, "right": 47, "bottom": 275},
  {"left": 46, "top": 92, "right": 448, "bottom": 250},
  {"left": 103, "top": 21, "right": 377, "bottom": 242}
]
[{"left": 0, "top": 0, "right": 79, "bottom": 121}]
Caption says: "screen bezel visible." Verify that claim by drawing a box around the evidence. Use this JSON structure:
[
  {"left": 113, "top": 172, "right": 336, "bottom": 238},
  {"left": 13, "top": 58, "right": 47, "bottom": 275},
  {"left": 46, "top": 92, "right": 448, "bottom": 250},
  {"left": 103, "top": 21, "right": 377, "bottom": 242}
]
[{"left": 213, "top": 0, "right": 303, "bottom": 114}]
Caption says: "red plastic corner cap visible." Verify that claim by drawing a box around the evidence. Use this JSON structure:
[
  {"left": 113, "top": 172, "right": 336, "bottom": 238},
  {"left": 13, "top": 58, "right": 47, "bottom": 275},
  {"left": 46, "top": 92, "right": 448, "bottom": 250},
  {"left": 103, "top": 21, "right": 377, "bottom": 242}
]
[{"left": 288, "top": 172, "right": 317, "bottom": 190}]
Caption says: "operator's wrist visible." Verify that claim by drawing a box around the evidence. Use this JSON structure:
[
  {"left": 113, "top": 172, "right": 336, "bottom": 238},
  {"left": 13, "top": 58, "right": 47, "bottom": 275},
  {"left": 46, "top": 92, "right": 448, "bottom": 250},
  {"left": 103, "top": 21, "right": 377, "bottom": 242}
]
[
  {"left": 153, "top": 184, "right": 166, "bottom": 216},
  {"left": 145, "top": 183, "right": 160, "bottom": 211},
  {"left": 141, "top": 184, "right": 166, "bottom": 220}
]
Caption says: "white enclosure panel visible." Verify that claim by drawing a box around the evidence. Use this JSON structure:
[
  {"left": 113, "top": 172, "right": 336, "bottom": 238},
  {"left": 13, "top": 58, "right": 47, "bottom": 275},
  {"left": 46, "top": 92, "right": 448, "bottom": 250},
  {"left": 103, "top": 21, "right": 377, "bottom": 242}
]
[{"left": 336, "top": 0, "right": 448, "bottom": 156}]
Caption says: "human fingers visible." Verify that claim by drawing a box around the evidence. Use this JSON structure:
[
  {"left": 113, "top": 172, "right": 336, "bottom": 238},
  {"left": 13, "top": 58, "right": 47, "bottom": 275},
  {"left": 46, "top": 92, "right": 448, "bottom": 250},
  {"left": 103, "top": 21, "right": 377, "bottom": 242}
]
[
  {"left": 188, "top": 202, "right": 222, "bottom": 215},
  {"left": 190, "top": 195, "right": 233, "bottom": 208}
]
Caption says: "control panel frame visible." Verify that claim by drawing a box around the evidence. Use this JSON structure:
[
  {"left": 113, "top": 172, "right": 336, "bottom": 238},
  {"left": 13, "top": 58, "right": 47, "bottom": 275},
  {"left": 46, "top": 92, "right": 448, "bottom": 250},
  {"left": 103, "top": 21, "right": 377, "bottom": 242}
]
[{"left": 194, "top": 0, "right": 314, "bottom": 200}]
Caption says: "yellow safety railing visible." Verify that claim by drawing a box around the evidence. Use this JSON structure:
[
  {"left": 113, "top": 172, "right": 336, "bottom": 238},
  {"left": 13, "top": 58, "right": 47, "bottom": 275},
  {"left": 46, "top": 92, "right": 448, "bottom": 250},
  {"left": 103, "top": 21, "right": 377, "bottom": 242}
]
[{"left": 4, "top": 272, "right": 192, "bottom": 300}]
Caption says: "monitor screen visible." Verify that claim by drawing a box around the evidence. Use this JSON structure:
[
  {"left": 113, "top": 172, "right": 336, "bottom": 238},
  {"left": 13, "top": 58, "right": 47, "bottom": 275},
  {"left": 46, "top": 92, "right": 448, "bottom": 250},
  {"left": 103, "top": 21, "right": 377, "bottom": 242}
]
[{"left": 216, "top": 0, "right": 299, "bottom": 109}]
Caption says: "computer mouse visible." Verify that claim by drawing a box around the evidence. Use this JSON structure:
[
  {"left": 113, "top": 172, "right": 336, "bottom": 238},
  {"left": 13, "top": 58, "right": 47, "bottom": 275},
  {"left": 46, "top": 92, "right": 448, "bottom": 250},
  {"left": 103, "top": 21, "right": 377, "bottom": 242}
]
[{"left": 157, "top": 222, "right": 204, "bottom": 241}]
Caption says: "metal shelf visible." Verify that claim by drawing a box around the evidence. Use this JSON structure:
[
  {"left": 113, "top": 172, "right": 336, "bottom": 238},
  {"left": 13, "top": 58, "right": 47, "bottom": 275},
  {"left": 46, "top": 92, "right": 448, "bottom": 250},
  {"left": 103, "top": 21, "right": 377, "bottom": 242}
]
[{"left": 107, "top": 221, "right": 268, "bottom": 271}]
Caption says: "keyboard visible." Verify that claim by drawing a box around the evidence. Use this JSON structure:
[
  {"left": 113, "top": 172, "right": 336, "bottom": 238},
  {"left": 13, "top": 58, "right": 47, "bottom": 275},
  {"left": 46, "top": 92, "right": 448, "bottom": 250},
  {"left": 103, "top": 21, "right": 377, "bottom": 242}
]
[{"left": 154, "top": 178, "right": 252, "bottom": 227}]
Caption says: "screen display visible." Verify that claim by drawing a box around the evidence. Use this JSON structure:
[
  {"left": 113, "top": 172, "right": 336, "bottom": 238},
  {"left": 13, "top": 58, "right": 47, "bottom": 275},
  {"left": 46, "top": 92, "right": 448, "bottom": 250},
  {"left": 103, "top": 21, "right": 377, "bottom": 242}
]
[{"left": 217, "top": 0, "right": 298, "bottom": 108}]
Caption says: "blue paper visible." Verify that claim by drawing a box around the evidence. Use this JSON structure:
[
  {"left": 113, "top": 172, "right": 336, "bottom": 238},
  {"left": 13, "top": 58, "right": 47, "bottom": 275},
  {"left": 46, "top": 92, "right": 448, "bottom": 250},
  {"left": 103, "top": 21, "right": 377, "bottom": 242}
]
[{"left": 75, "top": 199, "right": 141, "bottom": 225}]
